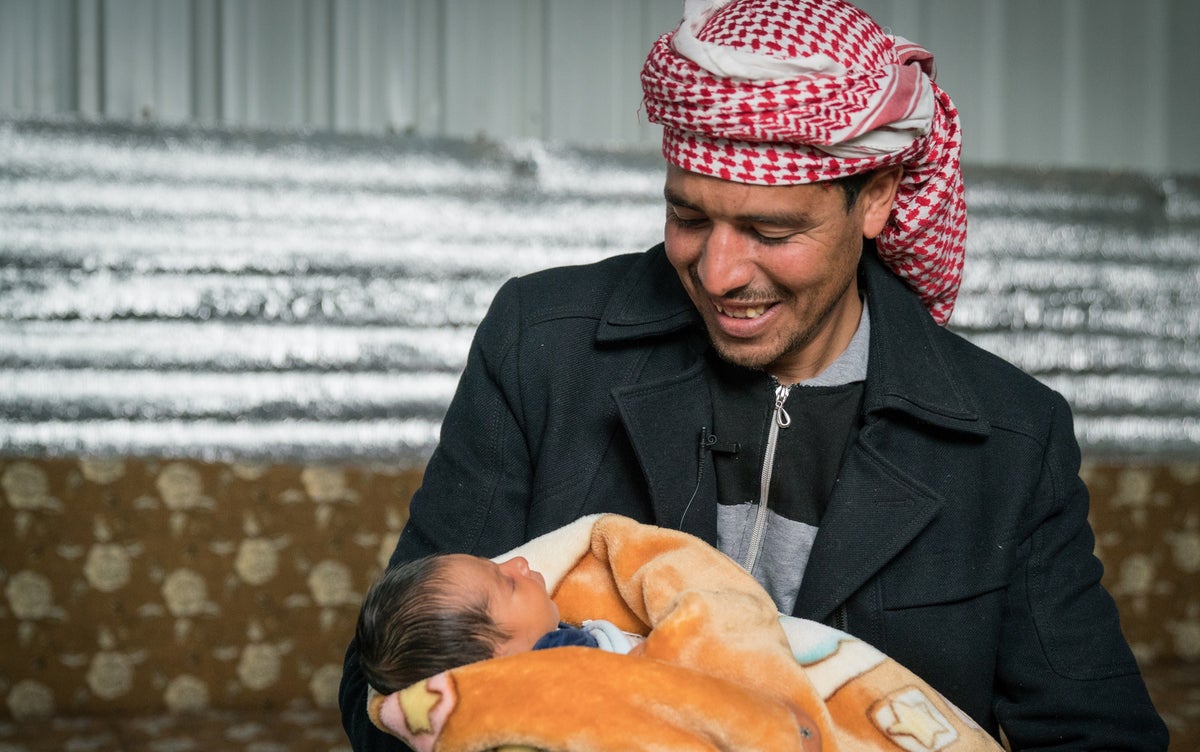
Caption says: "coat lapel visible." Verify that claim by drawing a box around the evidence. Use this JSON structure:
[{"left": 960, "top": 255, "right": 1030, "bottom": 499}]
[
  {"left": 792, "top": 426, "right": 943, "bottom": 622},
  {"left": 596, "top": 245, "right": 720, "bottom": 544},
  {"left": 793, "top": 251, "right": 987, "bottom": 622},
  {"left": 611, "top": 364, "right": 719, "bottom": 545}
]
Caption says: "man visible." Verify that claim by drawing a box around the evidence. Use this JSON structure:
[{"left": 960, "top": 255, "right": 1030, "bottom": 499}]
[{"left": 341, "top": 0, "right": 1168, "bottom": 749}]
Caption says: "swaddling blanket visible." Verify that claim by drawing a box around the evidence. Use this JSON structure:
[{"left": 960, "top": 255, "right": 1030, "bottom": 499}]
[{"left": 368, "top": 514, "right": 1000, "bottom": 751}]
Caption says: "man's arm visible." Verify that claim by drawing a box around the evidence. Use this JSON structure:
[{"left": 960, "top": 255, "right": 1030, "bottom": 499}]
[
  {"left": 392, "top": 276, "right": 537, "bottom": 565},
  {"left": 994, "top": 393, "right": 1168, "bottom": 749},
  {"left": 339, "top": 278, "right": 537, "bottom": 750}
]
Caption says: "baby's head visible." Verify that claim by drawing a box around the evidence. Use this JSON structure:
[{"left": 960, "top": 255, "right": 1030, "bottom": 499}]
[{"left": 356, "top": 553, "right": 560, "bottom": 694}]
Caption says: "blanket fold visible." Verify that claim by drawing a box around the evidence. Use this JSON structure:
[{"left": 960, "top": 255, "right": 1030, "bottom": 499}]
[{"left": 369, "top": 514, "right": 1000, "bottom": 751}]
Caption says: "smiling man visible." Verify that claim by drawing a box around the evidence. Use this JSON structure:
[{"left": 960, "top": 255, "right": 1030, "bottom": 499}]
[
  {"left": 341, "top": 1, "right": 1167, "bottom": 749},
  {"left": 662, "top": 164, "right": 900, "bottom": 383}
]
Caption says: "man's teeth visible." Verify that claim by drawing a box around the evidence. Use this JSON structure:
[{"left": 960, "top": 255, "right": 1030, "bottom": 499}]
[{"left": 716, "top": 304, "right": 767, "bottom": 319}]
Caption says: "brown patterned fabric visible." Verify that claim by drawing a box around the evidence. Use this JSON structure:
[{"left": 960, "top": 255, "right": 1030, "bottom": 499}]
[
  {"left": 1082, "top": 461, "right": 1200, "bottom": 668},
  {"left": 1, "top": 457, "right": 1196, "bottom": 750},
  {"left": 0, "top": 705, "right": 348, "bottom": 752},
  {"left": 1, "top": 458, "right": 419, "bottom": 721}
]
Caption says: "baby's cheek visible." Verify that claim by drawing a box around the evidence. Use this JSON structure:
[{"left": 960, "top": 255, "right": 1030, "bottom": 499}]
[{"left": 550, "top": 600, "right": 561, "bottom": 626}]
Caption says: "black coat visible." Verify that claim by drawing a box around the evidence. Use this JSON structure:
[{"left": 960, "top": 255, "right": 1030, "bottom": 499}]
[{"left": 341, "top": 245, "right": 1167, "bottom": 750}]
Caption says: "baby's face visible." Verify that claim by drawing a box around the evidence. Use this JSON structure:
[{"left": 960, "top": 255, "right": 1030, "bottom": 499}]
[{"left": 445, "top": 554, "right": 560, "bottom": 656}]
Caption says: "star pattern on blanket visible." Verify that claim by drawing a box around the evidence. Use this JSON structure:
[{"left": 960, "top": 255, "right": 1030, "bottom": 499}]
[
  {"left": 888, "top": 698, "right": 948, "bottom": 746},
  {"left": 398, "top": 681, "right": 441, "bottom": 735},
  {"left": 871, "top": 686, "right": 958, "bottom": 751}
]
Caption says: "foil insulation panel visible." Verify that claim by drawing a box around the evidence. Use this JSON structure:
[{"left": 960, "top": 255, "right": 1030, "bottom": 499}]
[{"left": 1, "top": 118, "right": 1197, "bottom": 463}]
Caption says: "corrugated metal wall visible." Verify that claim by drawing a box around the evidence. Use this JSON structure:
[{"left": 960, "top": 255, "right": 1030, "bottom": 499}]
[
  {"left": 2, "top": 118, "right": 1198, "bottom": 462},
  {"left": 2, "top": 1, "right": 1198, "bottom": 464},
  {"left": 2, "top": 0, "right": 1198, "bottom": 173}
]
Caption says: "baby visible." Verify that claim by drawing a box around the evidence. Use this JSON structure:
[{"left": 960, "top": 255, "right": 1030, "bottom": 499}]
[{"left": 355, "top": 553, "right": 642, "bottom": 694}]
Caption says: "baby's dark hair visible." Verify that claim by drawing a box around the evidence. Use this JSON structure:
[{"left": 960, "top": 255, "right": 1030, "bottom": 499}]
[{"left": 355, "top": 554, "right": 509, "bottom": 694}]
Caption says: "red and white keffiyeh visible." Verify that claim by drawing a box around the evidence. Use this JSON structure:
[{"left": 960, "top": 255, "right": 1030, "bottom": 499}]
[{"left": 641, "top": 0, "right": 966, "bottom": 324}]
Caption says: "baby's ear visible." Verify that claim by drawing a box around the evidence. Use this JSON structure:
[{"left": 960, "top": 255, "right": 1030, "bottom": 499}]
[{"left": 492, "top": 634, "right": 524, "bottom": 658}]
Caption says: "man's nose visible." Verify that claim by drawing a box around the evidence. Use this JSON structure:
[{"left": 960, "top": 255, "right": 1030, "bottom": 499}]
[{"left": 697, "top": 225, "right": 754, "bottom": 296}]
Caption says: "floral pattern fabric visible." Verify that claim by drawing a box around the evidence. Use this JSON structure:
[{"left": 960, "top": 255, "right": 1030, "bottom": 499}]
[
  {"left": 1, "top": 458, "right": 419, "bottom": 723},
  {"left": 0, "top": 457, "right": 1196, "bottom": 750}
]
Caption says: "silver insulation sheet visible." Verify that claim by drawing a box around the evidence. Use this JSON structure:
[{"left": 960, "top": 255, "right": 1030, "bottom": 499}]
[{"left": 1, "top": 118, "right": 1198, "bottom": 463}]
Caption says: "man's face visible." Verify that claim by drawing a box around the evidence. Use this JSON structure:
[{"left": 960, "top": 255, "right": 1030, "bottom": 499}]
[
  {"left": 446, "top": 554, "right": 560, "bottom": 656},
  {"left": 662, "top": 164, "right": 896, "bottom": 384}
]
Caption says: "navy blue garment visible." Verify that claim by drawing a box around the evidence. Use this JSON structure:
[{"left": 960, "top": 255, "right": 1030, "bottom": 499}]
[{"left": 531, "top": 622, "right": 600, "bottom": 650}]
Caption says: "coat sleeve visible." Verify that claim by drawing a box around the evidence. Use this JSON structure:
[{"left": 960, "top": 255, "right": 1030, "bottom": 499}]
[
  {"left": 993, "top": 392, "right": 1168, "bottom": 750},
  {"left": 386, "top": 274, "right": 537, "bottom": 563},
  {"left": 339, "top": 277, "right": 537, "bottom": 752}
]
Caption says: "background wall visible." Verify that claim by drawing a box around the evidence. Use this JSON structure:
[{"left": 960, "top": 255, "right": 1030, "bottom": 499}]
[
  {"left": 2, "top": 0, "right": 1199, "bottom": 174},
  {"left": 3, "top": 118, "right": 1197, "bottom": 463},
  {"left": 2, "top": 1, "right": 1199, "bottom": 462}
]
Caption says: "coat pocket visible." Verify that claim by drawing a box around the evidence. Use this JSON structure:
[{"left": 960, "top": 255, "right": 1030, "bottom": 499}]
[{"left": 879, "top": 545, "right": 1012, "bottom": 610}]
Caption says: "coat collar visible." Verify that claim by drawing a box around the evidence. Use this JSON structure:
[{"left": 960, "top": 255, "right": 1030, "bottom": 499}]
[
  {"left": 598, "top": 243, "right": 989, "bottom": 438},
  {"left": 858, "top": 249, "right": 989, "bottom": 436},
  {"left": 595, "top": 244, "right": 699, "bottom": 343}
]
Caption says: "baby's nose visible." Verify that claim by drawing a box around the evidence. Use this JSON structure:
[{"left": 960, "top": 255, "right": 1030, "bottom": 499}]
[{"left": 501, "top": 556, "right": 530, "bottom": 576}]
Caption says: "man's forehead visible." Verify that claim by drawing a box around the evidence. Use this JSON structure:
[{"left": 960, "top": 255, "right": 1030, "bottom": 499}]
[{"left": 664, "top": 164, "right": 839, "bottom": 218}]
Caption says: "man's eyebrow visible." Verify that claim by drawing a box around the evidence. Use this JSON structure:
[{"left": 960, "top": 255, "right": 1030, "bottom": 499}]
[
  {"left": 663, "top": 187, "right": 816, "bottom": 227},
  {"left": 663, "top": 187, "right": 699, "bottom": 210}
]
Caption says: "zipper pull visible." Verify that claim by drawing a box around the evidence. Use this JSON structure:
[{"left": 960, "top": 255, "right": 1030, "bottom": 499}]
[{"left": 774, "top": 383, "right": 792, "bottom": 428}]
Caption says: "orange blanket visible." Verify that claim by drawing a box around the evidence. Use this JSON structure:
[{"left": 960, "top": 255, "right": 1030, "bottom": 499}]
[{"left": 368, "top": 514, "right": 1000, "bottom": 751}]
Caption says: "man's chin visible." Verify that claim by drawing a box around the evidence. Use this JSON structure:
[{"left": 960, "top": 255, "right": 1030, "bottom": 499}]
[{"left": 709, "top": 338, "right": 779, "bottom": 374}]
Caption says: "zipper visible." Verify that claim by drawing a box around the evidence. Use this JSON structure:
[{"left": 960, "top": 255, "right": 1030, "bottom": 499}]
[
  {"left": 831, "top": 604, "right": 848, "bottom": 633},
  {"left": 742, "top": 382, "right": 792, "bottom": 574}
]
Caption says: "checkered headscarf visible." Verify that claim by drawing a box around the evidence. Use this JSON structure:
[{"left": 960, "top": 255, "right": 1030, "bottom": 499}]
[{"left": 641, "top": 0, "right": 966, "bottom": 324}]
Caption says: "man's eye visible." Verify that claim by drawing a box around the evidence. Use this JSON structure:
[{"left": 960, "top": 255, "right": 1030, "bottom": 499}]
[
  {"left": 667, "top": 207, "right": 707, "bottom": 228},
  {"left": 752, "top": 229, "right": 795, "bottom": 245}
]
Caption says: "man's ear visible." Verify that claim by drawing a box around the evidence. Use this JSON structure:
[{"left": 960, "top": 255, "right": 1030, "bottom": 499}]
[{"left": 860, "top": 166, "right": 903, "bottom": 240}]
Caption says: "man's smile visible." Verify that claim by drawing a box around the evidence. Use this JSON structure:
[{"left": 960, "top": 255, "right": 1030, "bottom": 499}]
[
  {"left": 707, "top": 298, "right": 786, "bottom": 340},
  {"left": 714, "top": 302, "right": 770, "bottom": 319}
]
